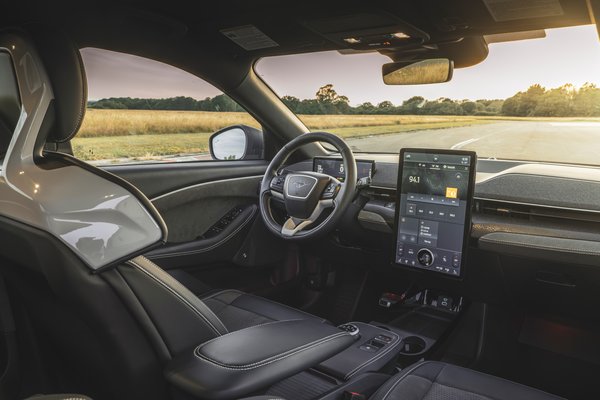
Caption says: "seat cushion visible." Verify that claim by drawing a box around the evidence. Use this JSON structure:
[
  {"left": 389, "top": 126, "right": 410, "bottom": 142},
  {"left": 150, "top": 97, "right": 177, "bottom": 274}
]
[
  {"left": 201, "top": 289, "right": 328, "bottom": 331},
  {"left": 371, "top": 361, "right": 564, "bottom": 400}
]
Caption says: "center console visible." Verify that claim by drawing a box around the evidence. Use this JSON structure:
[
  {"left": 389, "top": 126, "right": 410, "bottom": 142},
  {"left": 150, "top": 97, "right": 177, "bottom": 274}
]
[
  {"left": 165, "top": 319, "right": 357, "bottom": 399},
  {"left": 317, "top": 323, "right": 402, "bottom": 380}
]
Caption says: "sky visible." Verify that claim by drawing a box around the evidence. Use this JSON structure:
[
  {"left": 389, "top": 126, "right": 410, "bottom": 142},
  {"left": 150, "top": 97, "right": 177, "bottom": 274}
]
[{"left": 82, "top": 25, "right": 600, "bottom": 105}]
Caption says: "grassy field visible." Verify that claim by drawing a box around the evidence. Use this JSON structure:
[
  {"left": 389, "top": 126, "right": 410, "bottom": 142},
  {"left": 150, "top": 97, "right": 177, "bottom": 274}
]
[{"left": 73, "top": 109, "right": 498, "bottom": 162}]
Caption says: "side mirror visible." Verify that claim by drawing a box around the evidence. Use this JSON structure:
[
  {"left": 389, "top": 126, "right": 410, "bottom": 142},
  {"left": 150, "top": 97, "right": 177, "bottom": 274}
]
[
  {"left": 209, "top": 125, "right": 264, "bottom": 161},
  {"left": 382, "top": 58, "right": 453, "bottom": 85}
]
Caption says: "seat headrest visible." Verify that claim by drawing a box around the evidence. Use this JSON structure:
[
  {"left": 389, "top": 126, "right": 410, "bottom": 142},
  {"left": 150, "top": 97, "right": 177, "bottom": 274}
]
[{"left": 29, "top": 25, "right": 87, "bottom": 143}]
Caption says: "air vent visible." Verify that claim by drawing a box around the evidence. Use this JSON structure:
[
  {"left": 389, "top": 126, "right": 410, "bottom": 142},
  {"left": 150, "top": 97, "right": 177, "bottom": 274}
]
[{"left": 474, "top": 198, "right": 600, "bottom": 224}]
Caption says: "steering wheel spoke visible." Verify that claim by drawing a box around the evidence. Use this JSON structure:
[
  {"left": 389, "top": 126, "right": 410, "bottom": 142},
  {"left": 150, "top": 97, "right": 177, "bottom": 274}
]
[
  {"left": 269, "top": 174, "right": 286, "bottom": 193},
  {"left": 321, "top": 178, "right": 342, "bottom": 200},
  {"left": 281, "top": 199, "right": 334, "bottom": 237}
]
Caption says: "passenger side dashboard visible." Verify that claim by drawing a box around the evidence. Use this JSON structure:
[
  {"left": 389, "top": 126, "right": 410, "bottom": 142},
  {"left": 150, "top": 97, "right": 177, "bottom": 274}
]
[
  {"left": 287, "top": 155, "right": 600, "bottom": 263},
  {"left": 284, "top": 155, "right": 600, "bottom": 318}
]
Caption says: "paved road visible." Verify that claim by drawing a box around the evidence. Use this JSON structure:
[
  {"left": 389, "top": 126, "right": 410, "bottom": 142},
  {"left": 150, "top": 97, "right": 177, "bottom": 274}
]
[{"left": 345, "top": 121, "right": 600, "bottom": 165}]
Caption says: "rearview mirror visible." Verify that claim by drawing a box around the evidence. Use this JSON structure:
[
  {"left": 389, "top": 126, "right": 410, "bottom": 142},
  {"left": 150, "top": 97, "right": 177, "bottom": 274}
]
[
  {"left": 209, "top": 125, "right": 264, "bottom": 160},
  {"left": 382, "top": 59, "right": 453, "bottom": 85}
]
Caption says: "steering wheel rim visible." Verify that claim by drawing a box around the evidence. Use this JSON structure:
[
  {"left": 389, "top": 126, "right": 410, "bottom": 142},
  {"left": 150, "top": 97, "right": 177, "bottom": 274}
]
[{"left": 259, "top": 132, "right": 357, "bottom": 241}]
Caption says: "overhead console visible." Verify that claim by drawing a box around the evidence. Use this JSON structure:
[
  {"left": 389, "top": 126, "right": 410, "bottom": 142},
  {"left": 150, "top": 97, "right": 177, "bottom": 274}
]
[{"left": 394, "top": 149, "right": 476, "bottom": 278}]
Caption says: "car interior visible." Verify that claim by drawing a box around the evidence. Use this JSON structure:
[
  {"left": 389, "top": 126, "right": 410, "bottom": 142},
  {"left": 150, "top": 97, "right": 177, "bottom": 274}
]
[{"left": 1, "top": 1, "right": 600, "bottom": 399}]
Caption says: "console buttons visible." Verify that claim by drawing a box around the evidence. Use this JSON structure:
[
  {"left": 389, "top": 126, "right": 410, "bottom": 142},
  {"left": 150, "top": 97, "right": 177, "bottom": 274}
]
[
  {"left": 406, "top": 203, "right": 416, "bottom": 215},
  {"left": 437, "top": 296, "right": 453, "bottom": 310},
  {"left": 452, "top": 255, "right": 460, "bottom": 268},
  {"left": 360, "top": 339, "right": 385, "bottom": 352},
  {"left": 322, "top": 182, "right": 340, "bottom": 199},
  {"left": 359, "top": 344, "right": 378, "bottom": 352},
  {"left": 270, "top": 175, "right": 286, "bottom": 191},
  {"left": 338, "top": 324, "right": 360, "bottom": 335},
  {"left": 375, "top": 334, "right": 393, "bottom": 343},
  {"left": 417, "top": 249, "right": 434, "bottom": 267}
]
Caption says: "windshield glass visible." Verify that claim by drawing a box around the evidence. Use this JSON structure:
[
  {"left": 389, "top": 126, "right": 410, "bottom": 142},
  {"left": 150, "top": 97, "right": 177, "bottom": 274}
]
[{"left": 255, "top": 25, "right": 600, "bottom": 166}]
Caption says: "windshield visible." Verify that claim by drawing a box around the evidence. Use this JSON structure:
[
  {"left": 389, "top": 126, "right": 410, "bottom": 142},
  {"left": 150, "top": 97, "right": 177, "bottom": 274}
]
[{"left": 255, "top": 25, "right": 600, "bottom": 166}]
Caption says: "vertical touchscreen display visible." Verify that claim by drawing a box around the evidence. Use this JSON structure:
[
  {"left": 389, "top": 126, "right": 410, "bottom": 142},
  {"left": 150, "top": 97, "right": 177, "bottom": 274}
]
[{"left": 394, "top": 149, "right": 476, "bottom": 277}]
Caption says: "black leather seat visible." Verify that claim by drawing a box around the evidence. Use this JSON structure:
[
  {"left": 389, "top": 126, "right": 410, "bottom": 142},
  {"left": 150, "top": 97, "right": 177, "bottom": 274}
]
[
  {"left": 0, "top": 26, "right": 342, "bottom": 400},
  {"left": 201, "top": 289, "right": 327, "bottom": 331},
  {"left": 167, "top": 269, "right": 328, "bottom": 331},
  {"left": 370, "top": 361, "right": 563, "bottom": 400}
]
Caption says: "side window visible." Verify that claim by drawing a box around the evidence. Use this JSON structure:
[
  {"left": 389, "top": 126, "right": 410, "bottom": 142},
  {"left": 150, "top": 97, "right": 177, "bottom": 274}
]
[{"left": 75, "top": 48, "right": 262, "bottom": 165}]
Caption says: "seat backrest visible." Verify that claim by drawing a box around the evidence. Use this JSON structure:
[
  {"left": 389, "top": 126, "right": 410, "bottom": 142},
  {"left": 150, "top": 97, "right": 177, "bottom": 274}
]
[{"left": 0, "top": 26, "right": 228, "bottom": 399}]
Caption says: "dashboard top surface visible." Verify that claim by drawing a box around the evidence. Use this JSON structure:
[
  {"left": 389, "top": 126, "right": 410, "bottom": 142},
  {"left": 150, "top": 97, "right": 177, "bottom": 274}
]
[{"left": 287, "top": 154, "right": 600, "bottom": 213}]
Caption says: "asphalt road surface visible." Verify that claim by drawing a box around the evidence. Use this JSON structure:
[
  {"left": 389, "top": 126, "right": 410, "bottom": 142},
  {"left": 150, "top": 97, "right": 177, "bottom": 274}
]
[{"left": 346, "top": 120, "right": 600, "bottom": 166}]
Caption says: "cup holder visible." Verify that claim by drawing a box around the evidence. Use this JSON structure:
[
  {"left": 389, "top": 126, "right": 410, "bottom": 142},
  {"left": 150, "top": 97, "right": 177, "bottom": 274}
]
[{"left": 399, "top": 336, "right": 426, "bottom": 355}]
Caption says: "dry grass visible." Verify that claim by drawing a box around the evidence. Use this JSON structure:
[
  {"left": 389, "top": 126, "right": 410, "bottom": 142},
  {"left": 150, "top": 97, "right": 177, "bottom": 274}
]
[
  {"left": 79, "top": 109, "right": 261, "bottom": 137},
  {"left": 73, "top": 109, "right": 498, "bottom": 162},
  {"left": 72, "top": 132, "right": 213, "bottom": 162},
  {"left": 79, "top": 109, "right": 486, "bottom": 138}
]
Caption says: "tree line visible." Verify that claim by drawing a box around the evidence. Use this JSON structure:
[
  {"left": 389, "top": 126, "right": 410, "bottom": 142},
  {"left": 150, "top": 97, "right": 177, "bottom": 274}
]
[{"left": 88, "top": 82, "right": 600, "bottom": 117}]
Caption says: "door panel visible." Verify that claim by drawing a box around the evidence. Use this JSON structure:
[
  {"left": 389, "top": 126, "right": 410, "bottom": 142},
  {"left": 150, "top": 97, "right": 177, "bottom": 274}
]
[
  {"left": 105, "top": 161, "right": 267, "bottom": 245},
  {"left": 105, "top": 161, "right": 286, "bottom": 277},
  {"left": 105, "top": 160, "right": 268, "bottom": 199},
  {"left": 151, "top": 175, "right": 262, "bottom": 243}
]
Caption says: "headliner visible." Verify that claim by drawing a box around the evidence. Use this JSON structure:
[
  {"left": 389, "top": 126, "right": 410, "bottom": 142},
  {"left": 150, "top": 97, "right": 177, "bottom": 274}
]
[{"left": 2, "top": 0, "right": 594, "bottom": 90}]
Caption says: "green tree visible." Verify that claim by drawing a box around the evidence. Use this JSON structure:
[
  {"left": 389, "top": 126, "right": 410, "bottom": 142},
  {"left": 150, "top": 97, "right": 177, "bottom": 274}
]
[
  {"left": 282, "top": 96, "right": 301, "bottom": 112},
  {"left": 534, "top": 84, "right": 573, "bottom": 117},
  {"left": 400, "top": 96, "right": 425, "bottom": 114},
  {"left": 517, "top": 84, "right": 546, "bottom": 116},
  {"left": 460, "top": 101, "right": 477, "bottom": 115},
  {"left": 573, "top": 82, "right": 600, "bottom": 116}
]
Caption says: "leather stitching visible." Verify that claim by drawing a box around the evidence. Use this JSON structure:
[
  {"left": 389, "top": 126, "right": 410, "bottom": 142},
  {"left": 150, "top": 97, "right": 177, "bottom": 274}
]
[
  {"left": 197, "top": 319, "right": 300, "bottom": 346},
  {"left": 377, "top": 361, "right": 562, "bottom": 400},
  {"left": 194, "top": 331, "right": 349, "bottom": 370},
  {"left": 202, "top": 289, "right": 327, "bottom": 323},
  {"left": 201, "top": 289, "right": 245, "bottom": 303},
  {"left": 138, "top": 255, "right": 228, "bottom": 333},
  {"left": 379, "top": 361, "right": 440, "bottom": 400},
  {"left": 418, "top": 364, "right": 445, "bottom": 400},
  {"left": 128, "top": 258, "right": 225, "bottom": 335}
]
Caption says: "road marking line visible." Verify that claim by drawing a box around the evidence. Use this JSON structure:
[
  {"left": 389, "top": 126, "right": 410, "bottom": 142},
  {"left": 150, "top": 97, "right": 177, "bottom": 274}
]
[
  {"left": 549, "top": 122, "right": 600, "bottom": 127},
  {"left": 451, "top": 137, "right": 480, "bottom": 149}
]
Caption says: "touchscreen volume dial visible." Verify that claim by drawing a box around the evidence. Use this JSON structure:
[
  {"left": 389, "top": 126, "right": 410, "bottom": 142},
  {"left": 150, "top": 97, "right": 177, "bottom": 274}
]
[{"left": 417, "top": 248, "right": 435, "bottom": 267}]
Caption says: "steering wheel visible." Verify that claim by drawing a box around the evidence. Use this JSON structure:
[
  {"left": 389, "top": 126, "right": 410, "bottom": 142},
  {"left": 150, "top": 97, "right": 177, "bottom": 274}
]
[{"left": 260, "top": 132, "right": 357, "bottom": 240}]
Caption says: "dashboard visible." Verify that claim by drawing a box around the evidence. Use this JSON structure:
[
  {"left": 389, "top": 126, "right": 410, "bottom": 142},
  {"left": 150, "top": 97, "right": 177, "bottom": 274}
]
[
  {"left": 286, "top": 153, "right": 600, "bottom": 271},
  {"left": 285, "top": 151, "right": 600, "bottom": 320}
]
